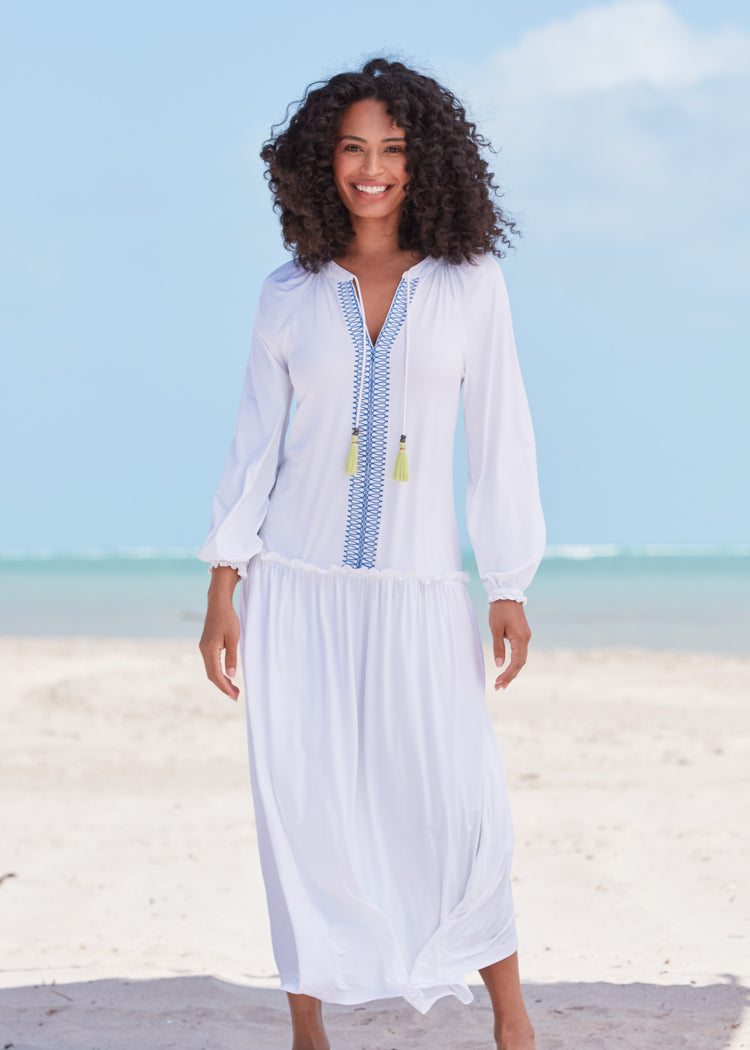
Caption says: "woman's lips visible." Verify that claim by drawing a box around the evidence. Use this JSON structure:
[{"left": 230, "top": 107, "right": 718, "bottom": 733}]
[{"left": 350, "top": 183, "right": 393, "bottom": 200}]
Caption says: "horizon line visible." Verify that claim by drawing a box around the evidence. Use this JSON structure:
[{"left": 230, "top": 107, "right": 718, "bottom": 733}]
[{"left": 0, "top": 542, "right": 749, "bottom": 563}]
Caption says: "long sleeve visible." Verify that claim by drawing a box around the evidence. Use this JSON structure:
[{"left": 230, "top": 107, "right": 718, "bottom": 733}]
[
  {"left": 462, "top": 257, "right": 546, "bottom": 603},
  {"left": 197, "top": 298, "right": 294, "bottom": 580}
]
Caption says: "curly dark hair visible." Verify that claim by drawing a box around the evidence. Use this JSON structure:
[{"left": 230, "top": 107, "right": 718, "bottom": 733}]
[{"left": 260, "top": 58, "right": 519, "bottom": 271}]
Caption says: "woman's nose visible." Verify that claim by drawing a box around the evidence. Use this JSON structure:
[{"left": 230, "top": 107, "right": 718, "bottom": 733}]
[{"left": 360, "top": 149, "right": 382, "bottom": 176}]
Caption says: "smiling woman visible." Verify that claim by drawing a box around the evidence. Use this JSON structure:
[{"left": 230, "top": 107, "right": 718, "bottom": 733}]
[
  {"left": 333, "top": 101, "right": 410, "bottom": 224},
  {"left": 198, "top": 57, "right": 543, "bottom": 1050},
  {"left": 260, "top": 58, "right": 518, "bottom": 270}
]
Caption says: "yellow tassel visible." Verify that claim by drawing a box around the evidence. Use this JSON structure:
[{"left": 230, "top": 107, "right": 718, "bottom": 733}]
[
  {"left": 345, "top": 428, "right": 359, "bottom": 476},
  {"left": 392, "top": 435, "right": 409, "bottom": 482}
]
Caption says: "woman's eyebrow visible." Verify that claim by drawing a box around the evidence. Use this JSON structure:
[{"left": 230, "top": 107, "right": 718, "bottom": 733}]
[{"left": 337, "top": 134, "right": 407, "bottom": 143}]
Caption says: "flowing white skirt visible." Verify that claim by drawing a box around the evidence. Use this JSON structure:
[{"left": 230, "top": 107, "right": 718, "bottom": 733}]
[{"left": 238, "top": 551, "right": 518, "bottom": 1014}]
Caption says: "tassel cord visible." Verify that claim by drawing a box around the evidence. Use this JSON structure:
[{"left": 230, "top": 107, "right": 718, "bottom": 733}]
[
  {"left": 351, "top": 275, "right": 367, "bottom": 434},
  {"left": 392, "top": 279, "right": 411, "bottom": 482}
]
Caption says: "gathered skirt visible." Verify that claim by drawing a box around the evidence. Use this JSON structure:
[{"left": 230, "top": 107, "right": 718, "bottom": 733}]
[{"left": 238, "top": 550, "right": 518, "bottom": 1014}]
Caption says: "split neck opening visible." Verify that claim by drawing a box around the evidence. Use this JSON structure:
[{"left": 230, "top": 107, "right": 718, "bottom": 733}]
[{"left": 325, "top": 256, "right": 435, "bottom": 285}]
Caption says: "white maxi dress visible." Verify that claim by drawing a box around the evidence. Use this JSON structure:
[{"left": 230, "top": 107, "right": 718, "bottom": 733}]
[{"left": 198, "top": 252, "right": 545, "bottom": 1014}]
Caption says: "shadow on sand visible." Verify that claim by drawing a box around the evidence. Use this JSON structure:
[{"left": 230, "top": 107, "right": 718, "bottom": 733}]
[{"left": 1, "top": 974, "right": 747, "bottom": 1049}]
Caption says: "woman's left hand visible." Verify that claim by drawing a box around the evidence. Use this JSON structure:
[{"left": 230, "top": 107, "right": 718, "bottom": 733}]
[{"left": 489, "top": 599, "right": 532, "bottom": 690}]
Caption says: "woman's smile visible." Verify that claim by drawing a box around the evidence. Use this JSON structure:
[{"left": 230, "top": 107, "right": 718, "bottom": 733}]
[{"left": 352, "top": 182, "right": 394, "bottom": 199}]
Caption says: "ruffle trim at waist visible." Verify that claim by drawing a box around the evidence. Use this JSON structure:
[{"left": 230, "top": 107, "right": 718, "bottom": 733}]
[{"left": 255, "top": 549, "right": 471, "bottom": 586}]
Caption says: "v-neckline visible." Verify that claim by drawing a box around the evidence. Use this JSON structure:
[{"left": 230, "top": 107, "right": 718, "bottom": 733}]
[
  {"left": 327, "top": 257, "right": 432, "bottom": 347},
  {"left": 358, "top": 279, "right": 402, "bottom": 348}
]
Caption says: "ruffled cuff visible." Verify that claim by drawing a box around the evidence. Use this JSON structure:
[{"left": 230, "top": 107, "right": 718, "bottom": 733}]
[
  {"left": 482, "top": 577, "right": 528, "bottom": 604},
  {"left": 207, "top": 560, "right": 248, "bottom": 580}
]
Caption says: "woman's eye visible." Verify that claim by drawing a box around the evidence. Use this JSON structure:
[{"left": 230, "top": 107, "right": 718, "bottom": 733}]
[{"left": 340, "top": 143, "right": 403, "bottom": 153}]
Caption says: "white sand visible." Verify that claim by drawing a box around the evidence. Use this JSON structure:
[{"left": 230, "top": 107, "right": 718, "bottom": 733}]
[{"left": 0, "top": 638, "right": 748, "bottom": 1048}]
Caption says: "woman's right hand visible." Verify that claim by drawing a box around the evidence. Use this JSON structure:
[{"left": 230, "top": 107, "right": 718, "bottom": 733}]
[{"left": 199, "top": 567, "right": 242, "bottom": 701}]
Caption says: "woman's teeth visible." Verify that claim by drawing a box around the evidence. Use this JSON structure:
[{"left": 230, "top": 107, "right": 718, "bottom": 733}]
[{"left": 355, "top": 184, "right": 389, "bottom": 195}]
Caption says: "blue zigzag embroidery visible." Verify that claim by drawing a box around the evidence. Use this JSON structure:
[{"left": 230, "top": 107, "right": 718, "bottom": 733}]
[{"left": 338, "top": 277, "right": 419, "bottom": 569}]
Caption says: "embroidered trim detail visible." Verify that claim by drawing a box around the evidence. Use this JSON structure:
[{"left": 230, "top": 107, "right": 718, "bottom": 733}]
[{"left": 338, "top": 278, "right": 419, "bottom": 569}]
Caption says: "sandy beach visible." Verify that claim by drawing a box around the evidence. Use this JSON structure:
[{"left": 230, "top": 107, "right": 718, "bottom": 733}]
[{"left": 1, "top": 637, "right": 748, "bottom": 1048}]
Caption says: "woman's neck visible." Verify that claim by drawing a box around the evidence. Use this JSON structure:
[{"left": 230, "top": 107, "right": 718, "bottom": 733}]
[{"left": 344, "top": 214, "right": 401, "bottom": 264}]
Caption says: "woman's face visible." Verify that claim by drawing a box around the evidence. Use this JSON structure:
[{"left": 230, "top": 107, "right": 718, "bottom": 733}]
[{"left": 333, "top": 99, "right": 409, "bottom": 222}]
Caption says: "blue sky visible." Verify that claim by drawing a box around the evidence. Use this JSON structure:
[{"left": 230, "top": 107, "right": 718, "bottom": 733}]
[{"left": 1, "top": 0, "right": 748, "bottom": 552}]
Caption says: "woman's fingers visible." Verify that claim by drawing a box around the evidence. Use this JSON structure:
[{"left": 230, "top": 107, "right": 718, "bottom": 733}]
[
  {"left": 489, "top": 599, "right": 531, "bottom": 691},
  {"left": 493, "top": 635, "right": 506, "bottom": 671},
  {"left": 495, "top": 635, "right": 529, "bottom": 690},
  {"left": 209, "top": 643, "right": 240, "bottom": 700},
  {"left": 199, "top": 607, "right": 241, "bottom": 701},
  {"left": 225, "top": 639, "right": 238, "bottom": 680},
  {"left": 200, "top": 640, "right": 239, "bottom": 700}
]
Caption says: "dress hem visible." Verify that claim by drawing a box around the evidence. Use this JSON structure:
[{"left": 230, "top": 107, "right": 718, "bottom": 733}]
[{"left": 275, "top": 938, "right": 520, "bottom": 1014}]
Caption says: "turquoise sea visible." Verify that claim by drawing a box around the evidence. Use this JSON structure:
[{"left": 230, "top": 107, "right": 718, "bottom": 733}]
[{"left": 0, "top": 547, "right": 748, "bottom": 654}]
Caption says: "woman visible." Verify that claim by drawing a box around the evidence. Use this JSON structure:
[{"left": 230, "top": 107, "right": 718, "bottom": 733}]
[{"left": 199, "top": 58, "right": 544, "bottom": 1050}]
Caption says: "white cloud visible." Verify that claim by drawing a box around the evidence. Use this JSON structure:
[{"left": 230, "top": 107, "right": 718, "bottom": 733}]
[
  {"left": 484, "top": 0, "right": 750, "bottom": 103},
  {"left": 458, "top": 0, "right": 750, "bottom": 252}
]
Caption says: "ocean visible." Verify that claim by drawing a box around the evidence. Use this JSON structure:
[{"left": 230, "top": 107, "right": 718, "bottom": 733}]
[{"left": 1, "top": 547, "right": 748, "bottom": 655}]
